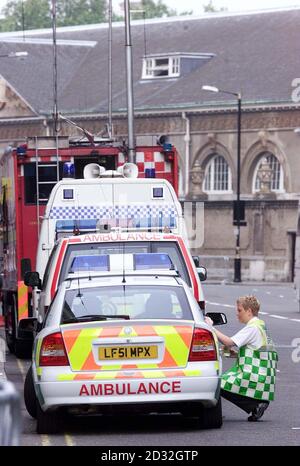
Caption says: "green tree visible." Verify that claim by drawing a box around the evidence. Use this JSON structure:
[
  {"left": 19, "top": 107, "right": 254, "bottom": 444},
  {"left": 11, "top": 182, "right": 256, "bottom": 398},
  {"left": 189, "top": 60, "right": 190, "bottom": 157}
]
[
  {"left": 0, "top": 0, "right": 189, "bottom": 32},
  {"left": 56, "top": 0, "right": 107, "bottom": 27},
  {"left": 0, "top": 0, "right": 108, "bottom": 31},
  {"left": 0, "top": 0, "right": 52, "bottom": 31},
  {"left": 130, "top": 1, "right": 176, "bottom": 20},
  {"left": 203, "top": 1, "right": 227, "bottom": 12}
]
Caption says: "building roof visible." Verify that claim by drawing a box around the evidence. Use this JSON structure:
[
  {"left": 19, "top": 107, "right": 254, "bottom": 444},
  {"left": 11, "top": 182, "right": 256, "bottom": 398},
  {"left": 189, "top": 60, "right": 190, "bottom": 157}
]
[{"left": 0, "top": 7, "right": 299, "bottom": 117}]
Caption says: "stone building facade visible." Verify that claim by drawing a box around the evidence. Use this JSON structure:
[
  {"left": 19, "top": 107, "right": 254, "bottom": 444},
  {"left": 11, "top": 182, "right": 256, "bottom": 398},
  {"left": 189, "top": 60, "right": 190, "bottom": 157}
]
[
  {"left": 1, "top": 8, "right": 300, "bottom": 281},
  {"left": 109, "top": 110, "right": 300, "bottom": 281}
]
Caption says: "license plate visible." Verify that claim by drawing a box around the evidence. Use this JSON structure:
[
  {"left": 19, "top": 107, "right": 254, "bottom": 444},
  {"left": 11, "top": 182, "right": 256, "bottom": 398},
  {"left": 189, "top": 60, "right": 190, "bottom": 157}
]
[{"left": 98, "top": 345, "right": 158, "bottom": 360}]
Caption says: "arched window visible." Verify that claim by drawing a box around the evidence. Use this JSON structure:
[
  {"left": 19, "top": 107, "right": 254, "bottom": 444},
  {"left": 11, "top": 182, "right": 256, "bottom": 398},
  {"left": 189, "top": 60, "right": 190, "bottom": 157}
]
[
  {"left": 204, "top": 155, "right": 232, "bottom": 193},
  {"left": 253, "top": 152, "right": 284, "bottom": 192}
]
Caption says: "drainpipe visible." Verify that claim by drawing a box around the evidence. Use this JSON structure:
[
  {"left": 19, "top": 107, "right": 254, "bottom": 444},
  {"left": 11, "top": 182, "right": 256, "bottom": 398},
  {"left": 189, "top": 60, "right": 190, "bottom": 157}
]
[{"left": 182, "top": 112, "right": 190, "bottom": 198}]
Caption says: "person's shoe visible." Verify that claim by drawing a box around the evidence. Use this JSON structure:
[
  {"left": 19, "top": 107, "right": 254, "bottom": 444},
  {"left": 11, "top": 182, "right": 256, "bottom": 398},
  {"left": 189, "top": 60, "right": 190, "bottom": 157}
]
[{"left": 248, "top": 402, "right": 269, "bottom": 422}]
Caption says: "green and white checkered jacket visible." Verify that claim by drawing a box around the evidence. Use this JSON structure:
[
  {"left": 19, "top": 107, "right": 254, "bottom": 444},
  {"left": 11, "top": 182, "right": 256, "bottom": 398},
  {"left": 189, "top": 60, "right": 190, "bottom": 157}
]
[{"left": 221, "top": 319, "right": 278, "bottom": 401}]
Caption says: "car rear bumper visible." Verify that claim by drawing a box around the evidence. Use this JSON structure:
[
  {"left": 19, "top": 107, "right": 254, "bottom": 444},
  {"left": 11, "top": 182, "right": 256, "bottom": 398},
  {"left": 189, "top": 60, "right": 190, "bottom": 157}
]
[{"left": 36, "top": 375, "right": 220, "bottom": 410}]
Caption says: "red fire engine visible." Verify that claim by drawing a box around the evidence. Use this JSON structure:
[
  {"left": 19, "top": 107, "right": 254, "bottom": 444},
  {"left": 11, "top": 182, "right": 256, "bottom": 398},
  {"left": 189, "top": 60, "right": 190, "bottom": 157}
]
[{"left": 0, "top": 136, "right": 179, "bottom": 357}]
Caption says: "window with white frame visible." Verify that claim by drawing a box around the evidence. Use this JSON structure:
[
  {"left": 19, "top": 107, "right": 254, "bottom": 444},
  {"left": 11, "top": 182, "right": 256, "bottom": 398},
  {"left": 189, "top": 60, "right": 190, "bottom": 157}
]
[
  {"left": 253, "top": 152, "right": 284, "bottom": 192},
  {"left": 204, "top": 155, "right": 232, "bottom": 193},
  {"left": 142, "top": 56, "right": 180, "bottom": 79}
]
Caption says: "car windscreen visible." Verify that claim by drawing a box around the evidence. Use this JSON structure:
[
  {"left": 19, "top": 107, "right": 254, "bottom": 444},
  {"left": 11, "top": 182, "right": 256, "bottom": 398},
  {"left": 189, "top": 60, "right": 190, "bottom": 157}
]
[
  {"left": 59, "top": 242, "right": 191, "bottom": 286},
  {"left": 61, "top": 285, "right": 193, "bottom": 323}
]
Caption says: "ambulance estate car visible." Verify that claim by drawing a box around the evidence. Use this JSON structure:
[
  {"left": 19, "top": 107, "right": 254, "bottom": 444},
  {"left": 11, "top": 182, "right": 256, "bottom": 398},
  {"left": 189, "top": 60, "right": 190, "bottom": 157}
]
[
  {"left": 23, "top": 253, "right": 226, "bottom": 434},
  {"left": 25, "top": 231, "right": 207, "bottom": 323}
]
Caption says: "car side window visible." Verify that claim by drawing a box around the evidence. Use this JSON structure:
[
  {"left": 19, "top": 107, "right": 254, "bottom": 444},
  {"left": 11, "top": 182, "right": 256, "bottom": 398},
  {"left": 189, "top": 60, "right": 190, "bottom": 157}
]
[{"left": 152, "top": 243, "right": 191, "bottom": 287}]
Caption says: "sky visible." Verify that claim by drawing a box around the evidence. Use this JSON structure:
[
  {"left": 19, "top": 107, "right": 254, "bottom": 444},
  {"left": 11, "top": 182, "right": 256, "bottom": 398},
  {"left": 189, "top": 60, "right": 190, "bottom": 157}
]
[{"left": 0, "top": 0, "right": 300, "bottom": 16}]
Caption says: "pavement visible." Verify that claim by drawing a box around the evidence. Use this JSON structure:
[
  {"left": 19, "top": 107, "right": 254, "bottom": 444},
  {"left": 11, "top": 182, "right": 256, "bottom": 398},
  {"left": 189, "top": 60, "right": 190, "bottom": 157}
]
[{"left": 205, "top": 279, "right": 295, "bottom": 286}]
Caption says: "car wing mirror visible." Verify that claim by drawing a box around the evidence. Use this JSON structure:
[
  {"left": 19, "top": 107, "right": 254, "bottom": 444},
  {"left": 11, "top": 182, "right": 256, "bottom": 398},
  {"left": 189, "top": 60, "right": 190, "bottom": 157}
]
[
  {"left": 21, "top": 258, "right": 32, "bottom": 279},
  {"left": 193, "top": 256, "right": 207, "bottom": 281},
  {"left": 18, "top": 317, "right": 37, "bottom": 341},
  {"left": 192, "top": 256, "right": 200, "bottom": 268},
  {"left": 24, "top": 271, "right": 41, "bottom": 288},
  {"left": 197, "top": 266, "right": 207, "bottom": 282},
  {"left": 205, "top": 312, "right": 227, "bottom": 326}
]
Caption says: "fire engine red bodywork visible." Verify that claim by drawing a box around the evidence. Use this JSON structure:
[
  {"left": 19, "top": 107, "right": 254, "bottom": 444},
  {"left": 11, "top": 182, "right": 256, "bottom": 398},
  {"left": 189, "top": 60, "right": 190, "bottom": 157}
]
[{"left": 0, "top": 141, "right": 179, "bottom": 325}]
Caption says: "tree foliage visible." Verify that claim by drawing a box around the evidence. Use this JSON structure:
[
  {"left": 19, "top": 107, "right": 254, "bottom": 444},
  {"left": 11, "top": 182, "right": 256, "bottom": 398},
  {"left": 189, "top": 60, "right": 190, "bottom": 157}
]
[
  {"left": 203, "top": 1, "right": 227, "bottom": 13},
  {"left": 0, "top": 0, "right": 51, "bottom": 31},
  {"left": 56, "top": 0, "right": 107, "bottom": 27},
  {"left": 0, "top": 0, "right": 108, "bottom": 31},
  {"left": 130, "top": 1, "right": 176, "bottom": 20},
  {"left": 0, "top": 0, "right": 185, "bottom": 31}
]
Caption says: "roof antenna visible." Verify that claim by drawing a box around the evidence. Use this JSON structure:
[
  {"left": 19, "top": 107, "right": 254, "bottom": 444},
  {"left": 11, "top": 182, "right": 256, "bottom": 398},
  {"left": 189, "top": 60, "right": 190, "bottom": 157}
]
[
  {"left": 124, "top": 0, "right": 136, "bottom": 163},
  {"left": 122, "top": 241, "right": 126, "bottom": 284},
  {"left": 142, "top": 11, "right": 147, "bottom": 57},
  {"left": 107, "top": 0, "right": 114, "bottom": 139},
  {"left": 21, "top": 0, "right": 26, "bottom": 42},
  {"left": 51, "top": 0, "right": 59, "bottom": 135},
  {"left": 88, "top": 261, "right": 92, "bottom": 281},
  {"left": 76, "top": 275, "right": 82, "bottom": 298}
]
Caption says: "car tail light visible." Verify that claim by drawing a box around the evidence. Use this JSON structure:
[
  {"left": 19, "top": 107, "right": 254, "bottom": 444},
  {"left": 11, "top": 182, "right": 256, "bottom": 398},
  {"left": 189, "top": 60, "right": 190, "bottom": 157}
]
[
  {"left": 39, "top": 332, "right": 69, "bottom": 366},
  {"left": 188, "top": 327, "right": 217, "bottom": 361}
]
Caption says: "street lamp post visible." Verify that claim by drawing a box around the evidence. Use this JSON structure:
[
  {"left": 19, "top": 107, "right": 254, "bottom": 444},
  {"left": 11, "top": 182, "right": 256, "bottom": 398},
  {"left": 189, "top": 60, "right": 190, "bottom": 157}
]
[{"left": 202, "top": 85, "right": 242, "bottom": 282}]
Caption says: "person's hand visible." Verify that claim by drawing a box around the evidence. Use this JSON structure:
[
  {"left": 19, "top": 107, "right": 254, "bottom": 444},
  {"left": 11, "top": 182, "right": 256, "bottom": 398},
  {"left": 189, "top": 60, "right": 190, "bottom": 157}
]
[
  {"left": 221, "top": 345, "right": 237, "bottom": 358},
  {"left": 205, "top": 316, "right": 214, "bottom": 326}
]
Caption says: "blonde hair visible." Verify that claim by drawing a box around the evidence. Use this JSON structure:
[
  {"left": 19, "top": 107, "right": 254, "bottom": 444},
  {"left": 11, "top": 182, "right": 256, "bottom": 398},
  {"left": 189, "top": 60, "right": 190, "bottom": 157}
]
[{"left": 237, "top": 295, "right": 260, "bottom": 316}]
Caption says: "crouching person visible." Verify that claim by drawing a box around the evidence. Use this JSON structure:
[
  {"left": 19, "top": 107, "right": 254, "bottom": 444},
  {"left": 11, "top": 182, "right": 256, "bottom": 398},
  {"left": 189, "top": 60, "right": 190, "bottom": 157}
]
[{"left": 205, "top": 295, "right": 278, "bottom": 421}]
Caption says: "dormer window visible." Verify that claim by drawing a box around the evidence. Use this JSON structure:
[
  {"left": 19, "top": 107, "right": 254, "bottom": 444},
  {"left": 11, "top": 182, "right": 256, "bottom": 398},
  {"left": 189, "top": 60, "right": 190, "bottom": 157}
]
[
  {"left": 143, "top": 56, "right": 180, "bottom": 79},
  {"left": 142, "top": 53, "right": 215, "bottom": 80}
]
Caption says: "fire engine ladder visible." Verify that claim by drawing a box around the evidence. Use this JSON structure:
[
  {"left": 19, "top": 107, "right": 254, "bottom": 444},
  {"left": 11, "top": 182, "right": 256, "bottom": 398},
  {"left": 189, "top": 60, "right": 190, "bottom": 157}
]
[{"left": 35, "top": 136, "right": 60, "bottom": 235}]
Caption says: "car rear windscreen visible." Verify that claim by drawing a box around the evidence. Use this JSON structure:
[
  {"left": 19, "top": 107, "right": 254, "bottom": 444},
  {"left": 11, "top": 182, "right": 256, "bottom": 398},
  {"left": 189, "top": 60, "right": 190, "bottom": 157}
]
[{"left": 61, "top": 285, "right": 193, "bottom": 323}]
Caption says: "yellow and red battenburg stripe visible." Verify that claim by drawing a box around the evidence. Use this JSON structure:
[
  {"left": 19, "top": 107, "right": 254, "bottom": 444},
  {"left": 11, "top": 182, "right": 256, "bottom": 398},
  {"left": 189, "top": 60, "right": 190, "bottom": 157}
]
[
  {"left": 61, "top": 324, "right": 193, "bottom": 373},
  {"left": 17, "top": 281, "right": 28, "bottom": 320}
]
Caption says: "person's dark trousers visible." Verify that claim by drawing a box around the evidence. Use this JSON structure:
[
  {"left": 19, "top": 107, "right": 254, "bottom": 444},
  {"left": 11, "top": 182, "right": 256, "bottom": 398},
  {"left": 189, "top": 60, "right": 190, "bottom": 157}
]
[{"left": 220, "top": 389, "right": 269, "bottom": 414}]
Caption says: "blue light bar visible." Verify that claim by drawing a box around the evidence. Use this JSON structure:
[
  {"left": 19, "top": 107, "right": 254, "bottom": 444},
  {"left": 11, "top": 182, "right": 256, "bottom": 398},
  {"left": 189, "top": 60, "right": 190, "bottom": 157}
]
[
  {"left": 134, "top": 253, "right": 174, "bottom": 270},
  {"left": 16, "top": 144, "right": 27, "bottom": 156},
  {"left": 163, "top": 142, "right": 172, "bottom": 152},
  {"left": 63, "top": 162, "right": 75, "bottom": 178},
  {"left": 56, "top": 219, "right": 97, "bottom": 232},
  {"left": 69, "top": 255, "right": 109, "bottom": 273},
  {"left": 145, "top": 168, "right": 156, "bottom": 178}
]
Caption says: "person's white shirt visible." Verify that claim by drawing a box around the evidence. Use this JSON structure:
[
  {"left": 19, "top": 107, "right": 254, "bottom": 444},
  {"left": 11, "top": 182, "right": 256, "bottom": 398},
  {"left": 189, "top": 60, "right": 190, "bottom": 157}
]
[{"left": 231, "top": 317, "right": 263, "bottom": 349}]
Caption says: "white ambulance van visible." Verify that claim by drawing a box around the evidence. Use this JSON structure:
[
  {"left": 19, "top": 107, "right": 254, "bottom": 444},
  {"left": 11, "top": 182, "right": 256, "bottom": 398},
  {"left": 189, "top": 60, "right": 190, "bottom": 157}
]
[
  {"left": 26, "top": 231, "right": 207, "bottom": 322},
  {"left": 36, "top": 173, "right": 186, "bottom": 280}
]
